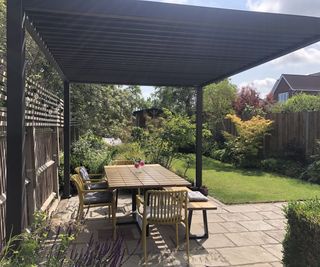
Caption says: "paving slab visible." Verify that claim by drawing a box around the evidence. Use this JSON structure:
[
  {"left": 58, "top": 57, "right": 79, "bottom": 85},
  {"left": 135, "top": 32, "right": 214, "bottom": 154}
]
[
  {"left": 220, "top": 212, "right": 251, "bottom": 222},
  {"left": 200, "top": 233, "right": 235, "bottom": 249},
  {"left": 53, "top": 192, "right": 287, "bottom": 266},
  {"left": 190, "top": 249, "right": 230, "bottom": 267},
  {"left": 217, "top": 246, "right": 279, "bottom": 265},
  {"left": 263, "top": 244, "right": 283, "bottom": 260},
  {"left": 239, "top": 220, "right": 276, "bottom": 231},
  {"left": 264, "top": 230, "right": 286, "bottom": 243},
  {"left": 259, "top": 211, "right": 285, "bottom": 220},
  {"left": 223, "top": 205, "right": 260, "bottom": 213},
  {"left": 225, "top": 231, "right": 278, "bottom": 246},
  {"left": 265, "top": 219, "right": 286, "bottom": 230},
  {"left": 219, "top": 222, "right": 249, "bottom": 233}
]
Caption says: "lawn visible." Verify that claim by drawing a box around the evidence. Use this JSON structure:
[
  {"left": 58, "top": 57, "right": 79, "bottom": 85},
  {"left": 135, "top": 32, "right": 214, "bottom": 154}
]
[{"left": 172, "top": 156, "right": 320, "bottom": 204}]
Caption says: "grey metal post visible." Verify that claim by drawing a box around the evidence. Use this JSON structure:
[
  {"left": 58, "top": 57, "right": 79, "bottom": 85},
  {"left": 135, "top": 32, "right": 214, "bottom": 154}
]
[
  {"left": 6, "top": 0, "right": 26, "bottom": 237},
  {"left": 195, "top": 86, "right": 203, "bottom": 188},
  {"left": 63, "top": 81, "right": 71, "bottom": 198}
]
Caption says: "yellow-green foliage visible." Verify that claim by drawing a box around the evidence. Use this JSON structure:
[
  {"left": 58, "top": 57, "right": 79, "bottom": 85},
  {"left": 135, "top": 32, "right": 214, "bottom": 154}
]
[{"left": 223, "top": 114, "right": 273, "bottom": 167}]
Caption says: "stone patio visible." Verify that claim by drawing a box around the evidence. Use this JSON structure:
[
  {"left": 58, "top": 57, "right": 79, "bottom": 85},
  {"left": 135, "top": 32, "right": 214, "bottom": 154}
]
[{"left": 52, "top": 193, "right": 286, "bottom": 266}]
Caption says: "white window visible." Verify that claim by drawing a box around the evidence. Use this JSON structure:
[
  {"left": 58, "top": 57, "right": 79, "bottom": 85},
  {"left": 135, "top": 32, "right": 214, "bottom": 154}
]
[{"left": 278, "top": 92, "right": 289, "bottom": 102}]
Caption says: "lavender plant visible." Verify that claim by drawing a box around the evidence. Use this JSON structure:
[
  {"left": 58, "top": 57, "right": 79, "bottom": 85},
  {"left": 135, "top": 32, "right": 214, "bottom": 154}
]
[{"left": 0, "top": 211, "right": 126, "bottom": 267}]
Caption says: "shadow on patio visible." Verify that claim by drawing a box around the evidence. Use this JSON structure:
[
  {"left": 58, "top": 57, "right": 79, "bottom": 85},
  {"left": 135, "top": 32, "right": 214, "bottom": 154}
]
[{"left": 52, "top": 192, "right": 285, "bottom": 266}]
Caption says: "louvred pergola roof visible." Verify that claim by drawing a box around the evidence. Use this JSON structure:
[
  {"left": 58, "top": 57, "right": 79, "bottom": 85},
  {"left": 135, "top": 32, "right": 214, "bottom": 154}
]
[
  {"left": 6, "top": 0, "right": 320, "bottom": 238},
  {"left": 24, "top": 0, "right": 320, "bottom": 86}
]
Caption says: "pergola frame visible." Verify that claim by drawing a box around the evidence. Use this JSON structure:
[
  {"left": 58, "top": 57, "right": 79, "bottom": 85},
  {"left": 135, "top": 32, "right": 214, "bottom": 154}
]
[{"left": 6, "top": 0, "right": 320, "bottom": 237}]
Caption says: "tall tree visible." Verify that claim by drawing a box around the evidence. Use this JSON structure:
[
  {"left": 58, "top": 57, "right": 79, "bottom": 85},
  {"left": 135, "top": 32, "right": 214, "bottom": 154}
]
[
  {"left": 203, "top": 80, "right": 237, "bottom": 130},
  {"left": 71, "top": 84, "right": 144, "bottom": 140},
  {"left": 152, "top": 87, "right": 195, "bottom": 116},
  {"left": 233, "top": 86, "right": 262, "bottom": 119}
]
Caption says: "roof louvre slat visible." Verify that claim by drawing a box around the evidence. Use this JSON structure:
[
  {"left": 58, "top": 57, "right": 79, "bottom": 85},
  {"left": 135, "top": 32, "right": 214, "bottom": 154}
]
[{"left": 24, "top": 0, "right": 320, "bottom": 86}]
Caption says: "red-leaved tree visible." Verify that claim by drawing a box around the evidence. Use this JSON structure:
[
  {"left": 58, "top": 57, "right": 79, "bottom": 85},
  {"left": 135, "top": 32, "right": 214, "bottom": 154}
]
[{"left": 233, "top": 86, "right": 261, "bottom": 117}]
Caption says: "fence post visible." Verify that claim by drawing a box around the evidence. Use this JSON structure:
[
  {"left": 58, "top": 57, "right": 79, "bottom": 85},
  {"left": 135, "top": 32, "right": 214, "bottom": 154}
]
[
  {"left": 25, "top": 127, "right": 37, "bottom": 224},
  {"left": 52, "top": 127, "right": 60, "bottom": 198},
  {"left": 304, "top": 111, "right": 310, "bottom": 156}
]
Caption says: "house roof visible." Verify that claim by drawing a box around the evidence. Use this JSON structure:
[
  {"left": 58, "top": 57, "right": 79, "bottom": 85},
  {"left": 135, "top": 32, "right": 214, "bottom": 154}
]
[
  {"left": 282, "top": 74, "right": 320, "bottom": 91},
  {"left": 23, "top": 0, "right": 320, "bottom": 87}
]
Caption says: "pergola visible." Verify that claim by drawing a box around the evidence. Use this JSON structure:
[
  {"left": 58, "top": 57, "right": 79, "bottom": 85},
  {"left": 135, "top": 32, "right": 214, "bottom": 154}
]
[{"left": 7, "top": 0, "right": 320, "bottom": 236}]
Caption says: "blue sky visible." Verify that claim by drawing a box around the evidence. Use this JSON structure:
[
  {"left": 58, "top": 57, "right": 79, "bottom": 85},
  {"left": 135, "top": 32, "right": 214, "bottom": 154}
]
[{"left": 141, "top": 0, "right": 320, "bottom": 98}]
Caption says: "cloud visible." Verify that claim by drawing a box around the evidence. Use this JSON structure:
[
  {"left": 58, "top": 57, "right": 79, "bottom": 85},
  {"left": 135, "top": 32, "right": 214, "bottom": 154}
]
[
  {"left": 246, "top": 0, "right": 320, "bottom": 17},
  {"left": 246, "top": 1, "right": 320, "bottom": 68},
  {"left": 239, "top": 78, "right": 276, "bottom": 97},
  {"left": 271, "top": 44, "right": 320, "bottom": 66}
]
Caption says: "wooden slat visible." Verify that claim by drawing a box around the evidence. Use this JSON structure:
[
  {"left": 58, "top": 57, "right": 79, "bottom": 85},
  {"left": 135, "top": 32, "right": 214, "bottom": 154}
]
[{"left": 105, "top": 164, "right": 191, "bottom": 189}]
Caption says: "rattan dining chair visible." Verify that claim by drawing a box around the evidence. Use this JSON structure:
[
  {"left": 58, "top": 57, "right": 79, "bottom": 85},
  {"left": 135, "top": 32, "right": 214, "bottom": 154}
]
[
  {"left": 71, "top": 174, "right": 117, "bottom": 238},
  {"left": 75, "top": 166, "right": 108, "bottom": 190},
  {"left": 136, "top": 189, "right": 189, "bottom": 263}
]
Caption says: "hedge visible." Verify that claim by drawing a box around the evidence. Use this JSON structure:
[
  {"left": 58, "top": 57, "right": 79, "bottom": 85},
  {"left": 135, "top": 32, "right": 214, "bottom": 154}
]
[{"left": 283, "top": 199, "right": 320, "bottom": 266}]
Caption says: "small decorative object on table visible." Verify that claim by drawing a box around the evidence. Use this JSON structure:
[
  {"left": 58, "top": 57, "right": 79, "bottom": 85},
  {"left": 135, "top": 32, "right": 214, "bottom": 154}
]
[{"left": 134, "top": 160, "right": 145, "bottom": 173}]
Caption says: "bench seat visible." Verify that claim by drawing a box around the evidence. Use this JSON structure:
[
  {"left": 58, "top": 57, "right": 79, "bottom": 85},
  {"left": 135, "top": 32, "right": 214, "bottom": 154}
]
[{"left": 164, "top": 186, "right": 217, "bottom": 239}]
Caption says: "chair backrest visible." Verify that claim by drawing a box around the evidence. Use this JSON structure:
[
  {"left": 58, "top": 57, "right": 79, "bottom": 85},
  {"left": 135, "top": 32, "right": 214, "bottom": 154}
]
[
  {"left": 71, "top": 174, "right": 85, "bottom": 201},
  {"left": 145, "top": 190, "right": 188, "bottom": 224},
  {"left": 74, "top": 166, "right": 90, "bottom": 181},
  {"left": 112, "top": 160, "right": 134, "bottom": 165}
]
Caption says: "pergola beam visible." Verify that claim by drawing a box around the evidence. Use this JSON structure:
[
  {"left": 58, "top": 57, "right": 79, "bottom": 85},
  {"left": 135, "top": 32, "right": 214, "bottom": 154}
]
[
  {"left": 25, "top": 19, "right": 67, "bottom": 81},
  {"left": 63, "top": 81, "right": 71, "bottom": 198},
  {"left": 6, "top": 0, "right": 26, "bottom": 237},
  {"left": 195, "top": 86, "right": 203, "bottom": 188}
]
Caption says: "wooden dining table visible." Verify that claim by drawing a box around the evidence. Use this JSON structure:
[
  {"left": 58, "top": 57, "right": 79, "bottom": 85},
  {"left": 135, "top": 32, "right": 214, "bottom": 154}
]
[{"left": 104, "top": 164, "right": 191, "bottom": 224}]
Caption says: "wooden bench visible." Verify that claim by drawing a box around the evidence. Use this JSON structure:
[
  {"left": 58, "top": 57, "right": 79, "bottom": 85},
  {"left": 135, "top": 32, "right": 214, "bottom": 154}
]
[{"left": 164, "top": 186, "right": 217, "bottom": 239}]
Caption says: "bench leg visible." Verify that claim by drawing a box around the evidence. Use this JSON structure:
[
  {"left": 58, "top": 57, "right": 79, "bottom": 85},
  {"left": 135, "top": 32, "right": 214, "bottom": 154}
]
[{"left": 189, "top": 210, "right": 209, "bottom": 239}]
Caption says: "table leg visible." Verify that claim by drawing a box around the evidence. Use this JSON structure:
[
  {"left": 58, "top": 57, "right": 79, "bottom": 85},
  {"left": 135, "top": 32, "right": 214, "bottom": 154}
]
[
  {"left": 116, "top": 188, "right": 140, "bottom": 227},
  {"left": 189, "top": 210, "right": 209, "bottom": 239}
]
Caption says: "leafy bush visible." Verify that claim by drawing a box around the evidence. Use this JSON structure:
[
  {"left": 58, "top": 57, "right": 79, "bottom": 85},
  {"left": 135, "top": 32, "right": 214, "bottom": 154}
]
[
  {"left": 300, "top": 140, "right": 320, "bottom": 184},
  {"left": 71, "top": 131, "right": 114, "bottom": 173},
  {"left": 114, "top": 142, "right": 145, "bottom": 162},
  {"left": 261, "top": 158, "right": 304, "bottom": 178},
  {"left": 283, "top": 199, "right": 320, "bottom": 266},
  {"left": 272, "top": 93, "right": 320, "bottom": 113},
  {"left": 142, "top": 109, "right": 199, "bottom": 168},
  {"left": 223, "top": 114, "right": 273, "bottom": 168}
]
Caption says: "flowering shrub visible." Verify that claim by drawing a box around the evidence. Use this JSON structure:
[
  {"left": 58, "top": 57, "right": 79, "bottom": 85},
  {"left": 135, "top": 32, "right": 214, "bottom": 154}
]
[{"left": 223, "top": 114, "right": 273, "bottom": 167}]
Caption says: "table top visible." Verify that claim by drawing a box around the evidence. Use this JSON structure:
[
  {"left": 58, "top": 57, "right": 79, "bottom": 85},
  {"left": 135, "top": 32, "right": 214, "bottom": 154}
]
[{"left": 104, "top": 164, "right": 191, "bottom": 189}]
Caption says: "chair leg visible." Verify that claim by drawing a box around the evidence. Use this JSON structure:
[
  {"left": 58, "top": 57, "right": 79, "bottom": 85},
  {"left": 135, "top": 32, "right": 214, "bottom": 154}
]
[
  {"left": 108, "top": 206, "right": 111, "bottom": 219},
  {"left": 175, "top": 223, "right": 179, "bottom": 249},
  {"left": 112, "top": 205, "right": 116, "bottom": 240},
  {"left": 185, "top": 219, "right": 190, "bottom": 261},
  {"left": 142, "top": 222, "right": 147, "bottom": 264}
]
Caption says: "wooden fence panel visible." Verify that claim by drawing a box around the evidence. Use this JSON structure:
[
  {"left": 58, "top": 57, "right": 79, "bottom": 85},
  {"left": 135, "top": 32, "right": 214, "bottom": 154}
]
[
  {"left": 0, "top": 59, "right": 63, "bottom": 249},
  {"left": 0, "top": 130, "right": 6, "bottom": 250},
  {"left": 225, "top": 111, "right": 320, "bottom": 157}
]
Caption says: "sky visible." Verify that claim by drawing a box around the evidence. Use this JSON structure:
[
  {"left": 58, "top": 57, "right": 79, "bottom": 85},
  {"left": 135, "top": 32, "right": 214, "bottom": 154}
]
[{"left": 140, "top": 0, "right": 320, "bottom": 98}]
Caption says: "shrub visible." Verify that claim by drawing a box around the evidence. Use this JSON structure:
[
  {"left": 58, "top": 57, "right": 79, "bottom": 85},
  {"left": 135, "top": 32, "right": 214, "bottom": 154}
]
[
  {"left": 114, "top": 142, "right": 145, "bottom": 162},
  {"left": 272, "top": 93, "right": 320, "bottom": 113},
  {"left": 223, "top": 114, "right": 273, "bottom": 168},
  {"left": 283, "top": 199, "right": 320, "bottom": 266},
  {"left": 300, "top": 140, "right": 320, "bottom": 184},
  {"left": 261, "top": 158, "right": 304, "bottom": 178},
  {"left": 71, "top": 131, "right": 114, "bottom": 173}
]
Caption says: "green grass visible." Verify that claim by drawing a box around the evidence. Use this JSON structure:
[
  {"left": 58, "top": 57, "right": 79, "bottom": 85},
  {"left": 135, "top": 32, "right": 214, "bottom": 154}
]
[{"left": 172, "top": 156, "right": 320, "bottom": 204}]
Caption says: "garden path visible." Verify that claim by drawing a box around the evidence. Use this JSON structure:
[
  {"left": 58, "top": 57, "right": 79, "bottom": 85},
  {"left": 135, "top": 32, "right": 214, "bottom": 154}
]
[{"left": 52, "top": 193, "right": 286, "bottom": 266}]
